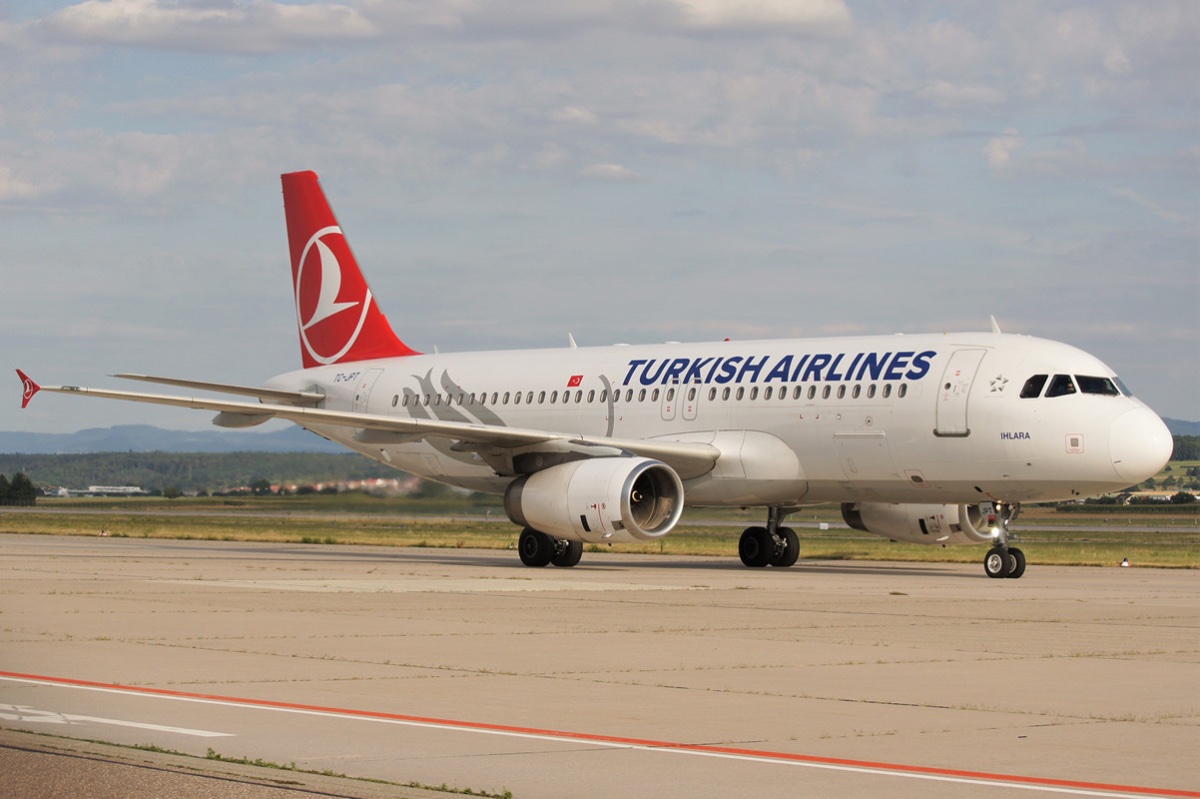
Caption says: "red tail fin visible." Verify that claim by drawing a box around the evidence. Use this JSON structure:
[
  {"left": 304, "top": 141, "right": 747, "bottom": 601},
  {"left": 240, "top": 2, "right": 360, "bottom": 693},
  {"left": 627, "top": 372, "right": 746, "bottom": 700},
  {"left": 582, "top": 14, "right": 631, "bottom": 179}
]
[
  {"left": 281, "top": 171, "right": 418, "bottom": 368},
  {"left": 16, "top": 369, "right": 40, "bottom": 409}
]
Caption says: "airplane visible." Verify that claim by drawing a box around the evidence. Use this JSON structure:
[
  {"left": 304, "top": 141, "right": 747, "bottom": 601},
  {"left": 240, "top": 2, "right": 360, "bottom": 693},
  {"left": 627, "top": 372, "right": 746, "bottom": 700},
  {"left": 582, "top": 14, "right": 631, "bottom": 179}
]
[{"left": 17, "top": 171, "right": 1174, "bottom": 577}]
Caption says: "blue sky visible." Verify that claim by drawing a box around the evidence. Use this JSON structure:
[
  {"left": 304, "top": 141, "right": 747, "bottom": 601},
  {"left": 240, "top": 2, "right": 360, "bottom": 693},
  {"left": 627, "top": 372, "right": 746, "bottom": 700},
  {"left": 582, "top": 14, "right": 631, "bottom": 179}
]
[{"left": 3, "top": 0, "right": 1197, "bottom": 434}]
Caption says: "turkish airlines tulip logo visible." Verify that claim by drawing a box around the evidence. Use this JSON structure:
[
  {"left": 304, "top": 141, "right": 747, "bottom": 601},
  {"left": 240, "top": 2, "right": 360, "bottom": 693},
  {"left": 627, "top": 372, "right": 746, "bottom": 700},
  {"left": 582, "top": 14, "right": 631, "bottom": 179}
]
[{"left": 295, "top": 225, "right": 373, "bottom": 365}]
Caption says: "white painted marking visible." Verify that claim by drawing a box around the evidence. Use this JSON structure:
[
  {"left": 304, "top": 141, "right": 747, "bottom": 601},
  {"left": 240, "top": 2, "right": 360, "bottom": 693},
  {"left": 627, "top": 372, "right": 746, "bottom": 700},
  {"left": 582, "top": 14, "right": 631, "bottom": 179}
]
[
  {"left": 0, "top": 703, "right": 233, "bottom": 738},
  {"left": 0, "top": 678, "right": 1168, "bottom": 798}
]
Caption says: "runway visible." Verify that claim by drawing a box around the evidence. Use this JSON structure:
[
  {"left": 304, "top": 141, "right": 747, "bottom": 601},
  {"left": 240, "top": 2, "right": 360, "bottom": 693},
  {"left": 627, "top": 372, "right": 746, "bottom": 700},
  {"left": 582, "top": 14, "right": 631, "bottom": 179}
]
[{"left": 1, "top": 534, "right": 1197, "bottom": 798}]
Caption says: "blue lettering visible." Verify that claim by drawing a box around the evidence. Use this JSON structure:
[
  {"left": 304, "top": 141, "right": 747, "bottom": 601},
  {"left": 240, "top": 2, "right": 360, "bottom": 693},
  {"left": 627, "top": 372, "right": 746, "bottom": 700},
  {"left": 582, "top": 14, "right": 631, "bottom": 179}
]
[
  {"left": 884, "top": 351, "right": 913, "bottom": 381},
  {"left": 705, "top": 357, "right": 724, "bottom": 382},
  {"left": 765, "top": 355, "right": 794, "bottom": 383},
  {"left": 737, "top": 354, "right": 770, "bottom": 383},
  {"left": 803, "top": 354, "right": 831, "bottom": 382},
  {"left": 855, "top": 351, "right": 888, "bottom": 381},
  {"left": 662, "top": 358, "right": 690, "bottom": 384},
  {"left": 715, "top": 356, "right": 742, "bottom": 384},
  {"left": 906, "top": 350, "right": 936, "bottom": 380},
  {"left": 789, "top": 354, "right": 811, "bottom": 382},
  {"left": 683, "top": 357, "right": 714, "bottom": 384},
  {"left": 623, "top": 359, "right": 648, "bottom": 386},
  {"left": 826, "top": 353, "right": 847, "bottom": 381},
  {"left": 640, "top": 359, "right": 668, "bottom": 385}
]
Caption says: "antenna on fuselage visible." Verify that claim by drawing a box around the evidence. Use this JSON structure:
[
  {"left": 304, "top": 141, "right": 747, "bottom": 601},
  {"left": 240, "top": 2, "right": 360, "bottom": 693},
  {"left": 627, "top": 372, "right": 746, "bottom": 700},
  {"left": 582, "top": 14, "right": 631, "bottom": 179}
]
[
  {"left": 990, "top": 315, "right": 1002, "bottom": 334},
  {"left": 568, "top": 333, "right": 578, "bottom": 350}
]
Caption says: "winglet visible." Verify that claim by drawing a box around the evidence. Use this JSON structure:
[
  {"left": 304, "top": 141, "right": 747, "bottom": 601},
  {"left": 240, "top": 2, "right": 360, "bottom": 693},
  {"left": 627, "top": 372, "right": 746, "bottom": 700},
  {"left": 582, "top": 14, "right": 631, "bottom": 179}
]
[{"left": 17, "top": 370, "right": 40, "bottom": 409}]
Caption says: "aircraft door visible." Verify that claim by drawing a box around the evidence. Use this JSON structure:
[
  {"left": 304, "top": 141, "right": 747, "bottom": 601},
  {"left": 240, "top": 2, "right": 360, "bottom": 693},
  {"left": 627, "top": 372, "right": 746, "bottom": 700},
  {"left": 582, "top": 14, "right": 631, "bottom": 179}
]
[
  {"left": 661, "top": 381, "right": 679, "bottom": 421},
  {"left": 353, "top": 368, "right": 384, "bottom": 414},
  {"left": 682, "top": 382, "right": 700, "bottom": 421},
  {"left": 935, "top": 349, "right": 986, "bottom": 437}
]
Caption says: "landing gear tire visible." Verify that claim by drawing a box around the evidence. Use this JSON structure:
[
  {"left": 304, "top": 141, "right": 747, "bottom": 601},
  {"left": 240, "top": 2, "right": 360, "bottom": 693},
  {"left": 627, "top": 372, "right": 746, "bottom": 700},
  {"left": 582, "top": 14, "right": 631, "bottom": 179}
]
[
  {"left": 984, "top": 546, "right": 1008, "bottom": 579},
  {"left": 1006, "top": 547, "right": 1026, "bottom": 579},
  {"left": 739, "top": 526, "right": 774, "bottom": 568},
  {"left": 551, "top": 540, "right": 583, "bottom": 568},
  {"left": 770, "top": 527, "right": 800, "bottom": 568},
  {"left": 518, "top": 527, "right": 554, "bottom": 567}
]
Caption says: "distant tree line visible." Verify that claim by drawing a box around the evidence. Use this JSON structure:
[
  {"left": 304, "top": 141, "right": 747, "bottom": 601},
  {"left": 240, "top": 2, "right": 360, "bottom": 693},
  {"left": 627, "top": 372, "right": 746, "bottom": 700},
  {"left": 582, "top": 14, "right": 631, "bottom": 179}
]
[
  {"left": 0, "top": 473, "right": 38, "bottom": 506},
  {"left": 0, "top": 453, "right": 399, "bottom": 495},
  {"left": 1171, "top": 435, "right": 1199, "bottom": 461}
]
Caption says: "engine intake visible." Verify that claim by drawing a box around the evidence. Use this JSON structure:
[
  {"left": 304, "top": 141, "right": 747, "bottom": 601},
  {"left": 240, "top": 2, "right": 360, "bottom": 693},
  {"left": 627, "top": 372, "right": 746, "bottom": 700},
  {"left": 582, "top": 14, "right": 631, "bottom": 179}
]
[
  {"left": 505, "top": 457, "right": 684, "bottom": 543},
  {"left": 841, "top": 502, "right": 994, "bottom": 546}
]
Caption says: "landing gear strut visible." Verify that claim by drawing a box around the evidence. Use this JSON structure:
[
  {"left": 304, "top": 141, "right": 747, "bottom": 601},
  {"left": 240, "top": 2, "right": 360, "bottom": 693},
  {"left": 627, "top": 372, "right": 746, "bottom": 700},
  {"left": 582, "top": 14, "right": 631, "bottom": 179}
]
[
  {"left": 738, "top": 507, "right": 800, "bottom": 568},
  {"left": 983, "top": 502, "right": 1025, "bottom": 579}
]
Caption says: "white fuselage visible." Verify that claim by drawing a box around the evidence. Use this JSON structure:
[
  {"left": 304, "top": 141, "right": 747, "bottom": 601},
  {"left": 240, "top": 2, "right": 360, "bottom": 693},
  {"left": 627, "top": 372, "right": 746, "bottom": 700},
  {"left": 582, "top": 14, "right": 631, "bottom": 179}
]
[{"left": 266, "top": 331, "right": 1172, "bottom": 509}]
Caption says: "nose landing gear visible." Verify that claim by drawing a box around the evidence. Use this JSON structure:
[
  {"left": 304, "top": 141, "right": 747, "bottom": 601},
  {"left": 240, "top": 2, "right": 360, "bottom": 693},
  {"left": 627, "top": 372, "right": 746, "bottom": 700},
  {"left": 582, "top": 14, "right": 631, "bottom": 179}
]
[{"left": 983, "top": 502, "right": 1025, "bottom": 579}]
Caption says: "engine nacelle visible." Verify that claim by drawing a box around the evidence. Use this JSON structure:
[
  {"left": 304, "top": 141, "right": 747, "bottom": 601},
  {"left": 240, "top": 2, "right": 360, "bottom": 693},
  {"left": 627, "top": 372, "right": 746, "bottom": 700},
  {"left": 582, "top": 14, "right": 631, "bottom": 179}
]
[
  {"left": 505, "top": 458, "right": 684, "bottom": 543},
  {"left": 841, "top": 502, "right": 995, "bottom": 546}
]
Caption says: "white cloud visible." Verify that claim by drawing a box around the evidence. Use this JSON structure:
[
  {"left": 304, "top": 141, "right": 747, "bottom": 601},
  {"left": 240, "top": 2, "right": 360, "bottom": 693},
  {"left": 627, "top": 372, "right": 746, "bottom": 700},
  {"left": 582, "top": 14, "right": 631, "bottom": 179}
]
[
  {"left": 916, "top": 80, "right": 1004, "bottom": 108},
  {"left": 578, "top": 163, "right": 643, "bottom": 182},
  {"left": 983, "top": 128, "right": 1024, "bottom": 171},
  {"left": 38, "top": 0, "right": 377, "bottom": 53},
  {"left": 675, "top": 0, "right": 852, "bottom": 34}
]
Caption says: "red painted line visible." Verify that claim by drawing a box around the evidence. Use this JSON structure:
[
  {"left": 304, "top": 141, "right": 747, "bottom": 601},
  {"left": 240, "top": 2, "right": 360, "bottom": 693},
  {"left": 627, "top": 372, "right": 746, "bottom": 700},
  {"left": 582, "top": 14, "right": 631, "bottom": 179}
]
[{"left": 2, "top": 670, "right": 1196, "bottom": 797}]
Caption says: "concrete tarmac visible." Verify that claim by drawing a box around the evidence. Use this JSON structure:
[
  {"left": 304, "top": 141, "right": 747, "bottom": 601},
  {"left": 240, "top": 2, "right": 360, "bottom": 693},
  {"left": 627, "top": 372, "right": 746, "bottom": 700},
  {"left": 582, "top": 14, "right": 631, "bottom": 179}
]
[{"left": 1, "top": 534, "right": 1197, "bottom": 798}]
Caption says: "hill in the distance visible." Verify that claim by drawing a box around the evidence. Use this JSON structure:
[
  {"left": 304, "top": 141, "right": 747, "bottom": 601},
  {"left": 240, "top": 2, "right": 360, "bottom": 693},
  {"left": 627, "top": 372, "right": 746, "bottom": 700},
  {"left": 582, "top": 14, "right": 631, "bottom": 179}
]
[
  {"left": 1165, "top": 418, "right": 1200, "bottom": 437},
  {"left": 0, "top": 424, "right": 345, "bottom": 454}
]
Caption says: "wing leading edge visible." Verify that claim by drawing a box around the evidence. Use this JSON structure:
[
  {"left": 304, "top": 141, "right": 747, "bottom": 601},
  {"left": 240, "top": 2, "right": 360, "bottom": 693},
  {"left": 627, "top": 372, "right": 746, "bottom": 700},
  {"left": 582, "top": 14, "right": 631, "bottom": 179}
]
[{"left": 16, "top": 373, "right": 719, "bottom": 480}]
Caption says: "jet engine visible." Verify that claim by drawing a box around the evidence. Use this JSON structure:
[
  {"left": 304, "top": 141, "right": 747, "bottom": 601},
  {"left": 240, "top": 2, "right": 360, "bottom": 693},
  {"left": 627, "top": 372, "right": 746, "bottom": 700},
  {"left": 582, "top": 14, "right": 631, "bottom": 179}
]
[
  {"left": 841, "top": 502, "right": 995, "bottom": 546},
  {"left": 505, "top": 457, "right": 684, "bottom": 544}
]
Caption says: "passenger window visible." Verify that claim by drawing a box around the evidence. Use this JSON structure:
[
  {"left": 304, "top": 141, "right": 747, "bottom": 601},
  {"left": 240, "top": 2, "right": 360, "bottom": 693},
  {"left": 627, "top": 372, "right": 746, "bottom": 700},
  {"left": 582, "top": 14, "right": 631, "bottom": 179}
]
[
  {"left": 749, "top": 387, "right": 758, "bottom": 400},
  {"left": 822, "top": 386, "right": 831, "bottom": 399},
  {"left": 638, "top": 389, "right": 647, "bottom": 402},
  {"left": 1020, "top": 375, "right": 1048, "bottom": 398},
  {"left": 763, "top": 386, "right": 772, "bottom": 400},
  {"left": 514, "top": 392, "right": 521, "bottom": 405},
  {"left": 792, "top": 386, "right": 801, "bottom": 400},
  {"left": 687, "top": 387, "right": 697, "bottom": 401},
  {"left": 882, "top": 384, "right": 891, "bottom": 399},
  {"left": 538, "top": 391, "right": 546, "bottom": 404},
  {"left": 1046, "top": 374, "right": 1076, "bottom": 398},
  {"left": 837, "top": 385, "right": 846, "bottom": 399},
  {"left": 575, "top": 390, "right": 582, "bottom": 403},
  {"left": 651, "top": 388, "right": 660, "bottom": 402},
  {"left": 736, "top": 387, "right": 745, "bottom": 400},
  {"left": 502, "top": 392, "right": 510, "bottom": 405},
  {"left": 898, "top": 384, "right": 907, "bottom": 398},
  {"left": 1075, "top": 375, "right": 1120, "bottom": 396},
  {"left": 588, "top": 390, "right": 596, "bottom": 403},
  {"left": 722, "top": 387, "right": 731, "bottom": 401},
  {"left": 867, "top": 384, "right": 876, "bottom": 399},
  {"left": 807, "top": 386, "right": 816, "bottom": 399},
  {"left": 708, "top": 387, "right": 716, "bottom": 401},
  {"left": 526, "top": 392, "right": 534, "bottom": 404},
  {"left": 852, "top": 385, "right": 861, "bottom": 399}
]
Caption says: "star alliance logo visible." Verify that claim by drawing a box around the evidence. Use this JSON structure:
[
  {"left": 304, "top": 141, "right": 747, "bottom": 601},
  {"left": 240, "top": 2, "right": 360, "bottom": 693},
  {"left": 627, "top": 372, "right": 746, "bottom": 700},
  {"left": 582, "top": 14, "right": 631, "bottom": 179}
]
[{"left": 989, "top": 374, "right": 1009, "bottom": 393}]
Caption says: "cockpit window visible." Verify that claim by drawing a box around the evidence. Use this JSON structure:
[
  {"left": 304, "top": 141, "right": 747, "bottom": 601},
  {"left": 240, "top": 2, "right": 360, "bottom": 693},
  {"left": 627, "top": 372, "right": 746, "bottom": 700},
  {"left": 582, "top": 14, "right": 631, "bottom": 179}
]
[
  {"left": 1020, "top": 374, "right": 1048, "bottom": 398},
  {"left": 1045, "top": 374, "right": 1077, "bottom": 398},
  {"left": 1113, "top": 377, "right": 1133, "bottom": 397},
  {"left": 1075, "top": 375, "right": 1120, "bottom": 396}
]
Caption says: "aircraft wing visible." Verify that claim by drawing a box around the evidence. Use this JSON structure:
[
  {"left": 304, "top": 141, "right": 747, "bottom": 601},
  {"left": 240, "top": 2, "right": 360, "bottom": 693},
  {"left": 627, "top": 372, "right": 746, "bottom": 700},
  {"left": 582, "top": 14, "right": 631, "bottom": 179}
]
[
  {"left": 17, "top": 372, "right": 719, "bottom": 479},
  {"left": 112, "top": 373, "right": 325, "bottom": 405}
]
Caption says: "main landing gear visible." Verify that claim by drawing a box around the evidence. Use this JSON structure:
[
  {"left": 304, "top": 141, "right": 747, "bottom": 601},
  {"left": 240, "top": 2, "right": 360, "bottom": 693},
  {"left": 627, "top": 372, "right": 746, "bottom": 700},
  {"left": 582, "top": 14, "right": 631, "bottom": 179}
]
[
  {"left": 518, "top": 527, "right": 583, "bottom": 568},
  {"left": 738, "top": 506, "right": 800, "bottom": 568},
  {"left": 983, "top": 502, "right": 1025, "bottom": 579}
]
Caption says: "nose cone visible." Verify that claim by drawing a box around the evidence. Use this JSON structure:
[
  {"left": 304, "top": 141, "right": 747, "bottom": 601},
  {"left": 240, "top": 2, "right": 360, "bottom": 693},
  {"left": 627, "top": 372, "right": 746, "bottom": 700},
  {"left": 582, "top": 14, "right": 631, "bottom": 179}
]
[{"left": 1110, "top": 407, "right": 1173, "bottom": 484}]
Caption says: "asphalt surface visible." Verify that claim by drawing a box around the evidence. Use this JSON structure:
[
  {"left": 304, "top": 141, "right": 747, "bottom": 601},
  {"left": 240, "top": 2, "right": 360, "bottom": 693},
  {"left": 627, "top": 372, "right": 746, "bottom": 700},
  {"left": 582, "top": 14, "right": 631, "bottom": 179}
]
[{"left": 1, "top": 534, "right": 1197, "bottom": 799}]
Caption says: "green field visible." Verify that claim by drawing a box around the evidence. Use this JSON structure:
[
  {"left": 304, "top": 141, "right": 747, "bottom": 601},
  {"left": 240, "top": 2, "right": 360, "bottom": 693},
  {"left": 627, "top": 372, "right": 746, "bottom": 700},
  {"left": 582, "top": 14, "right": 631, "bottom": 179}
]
[{"left": 3, "top": 495, "right": 1197, "bottom": 568}]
